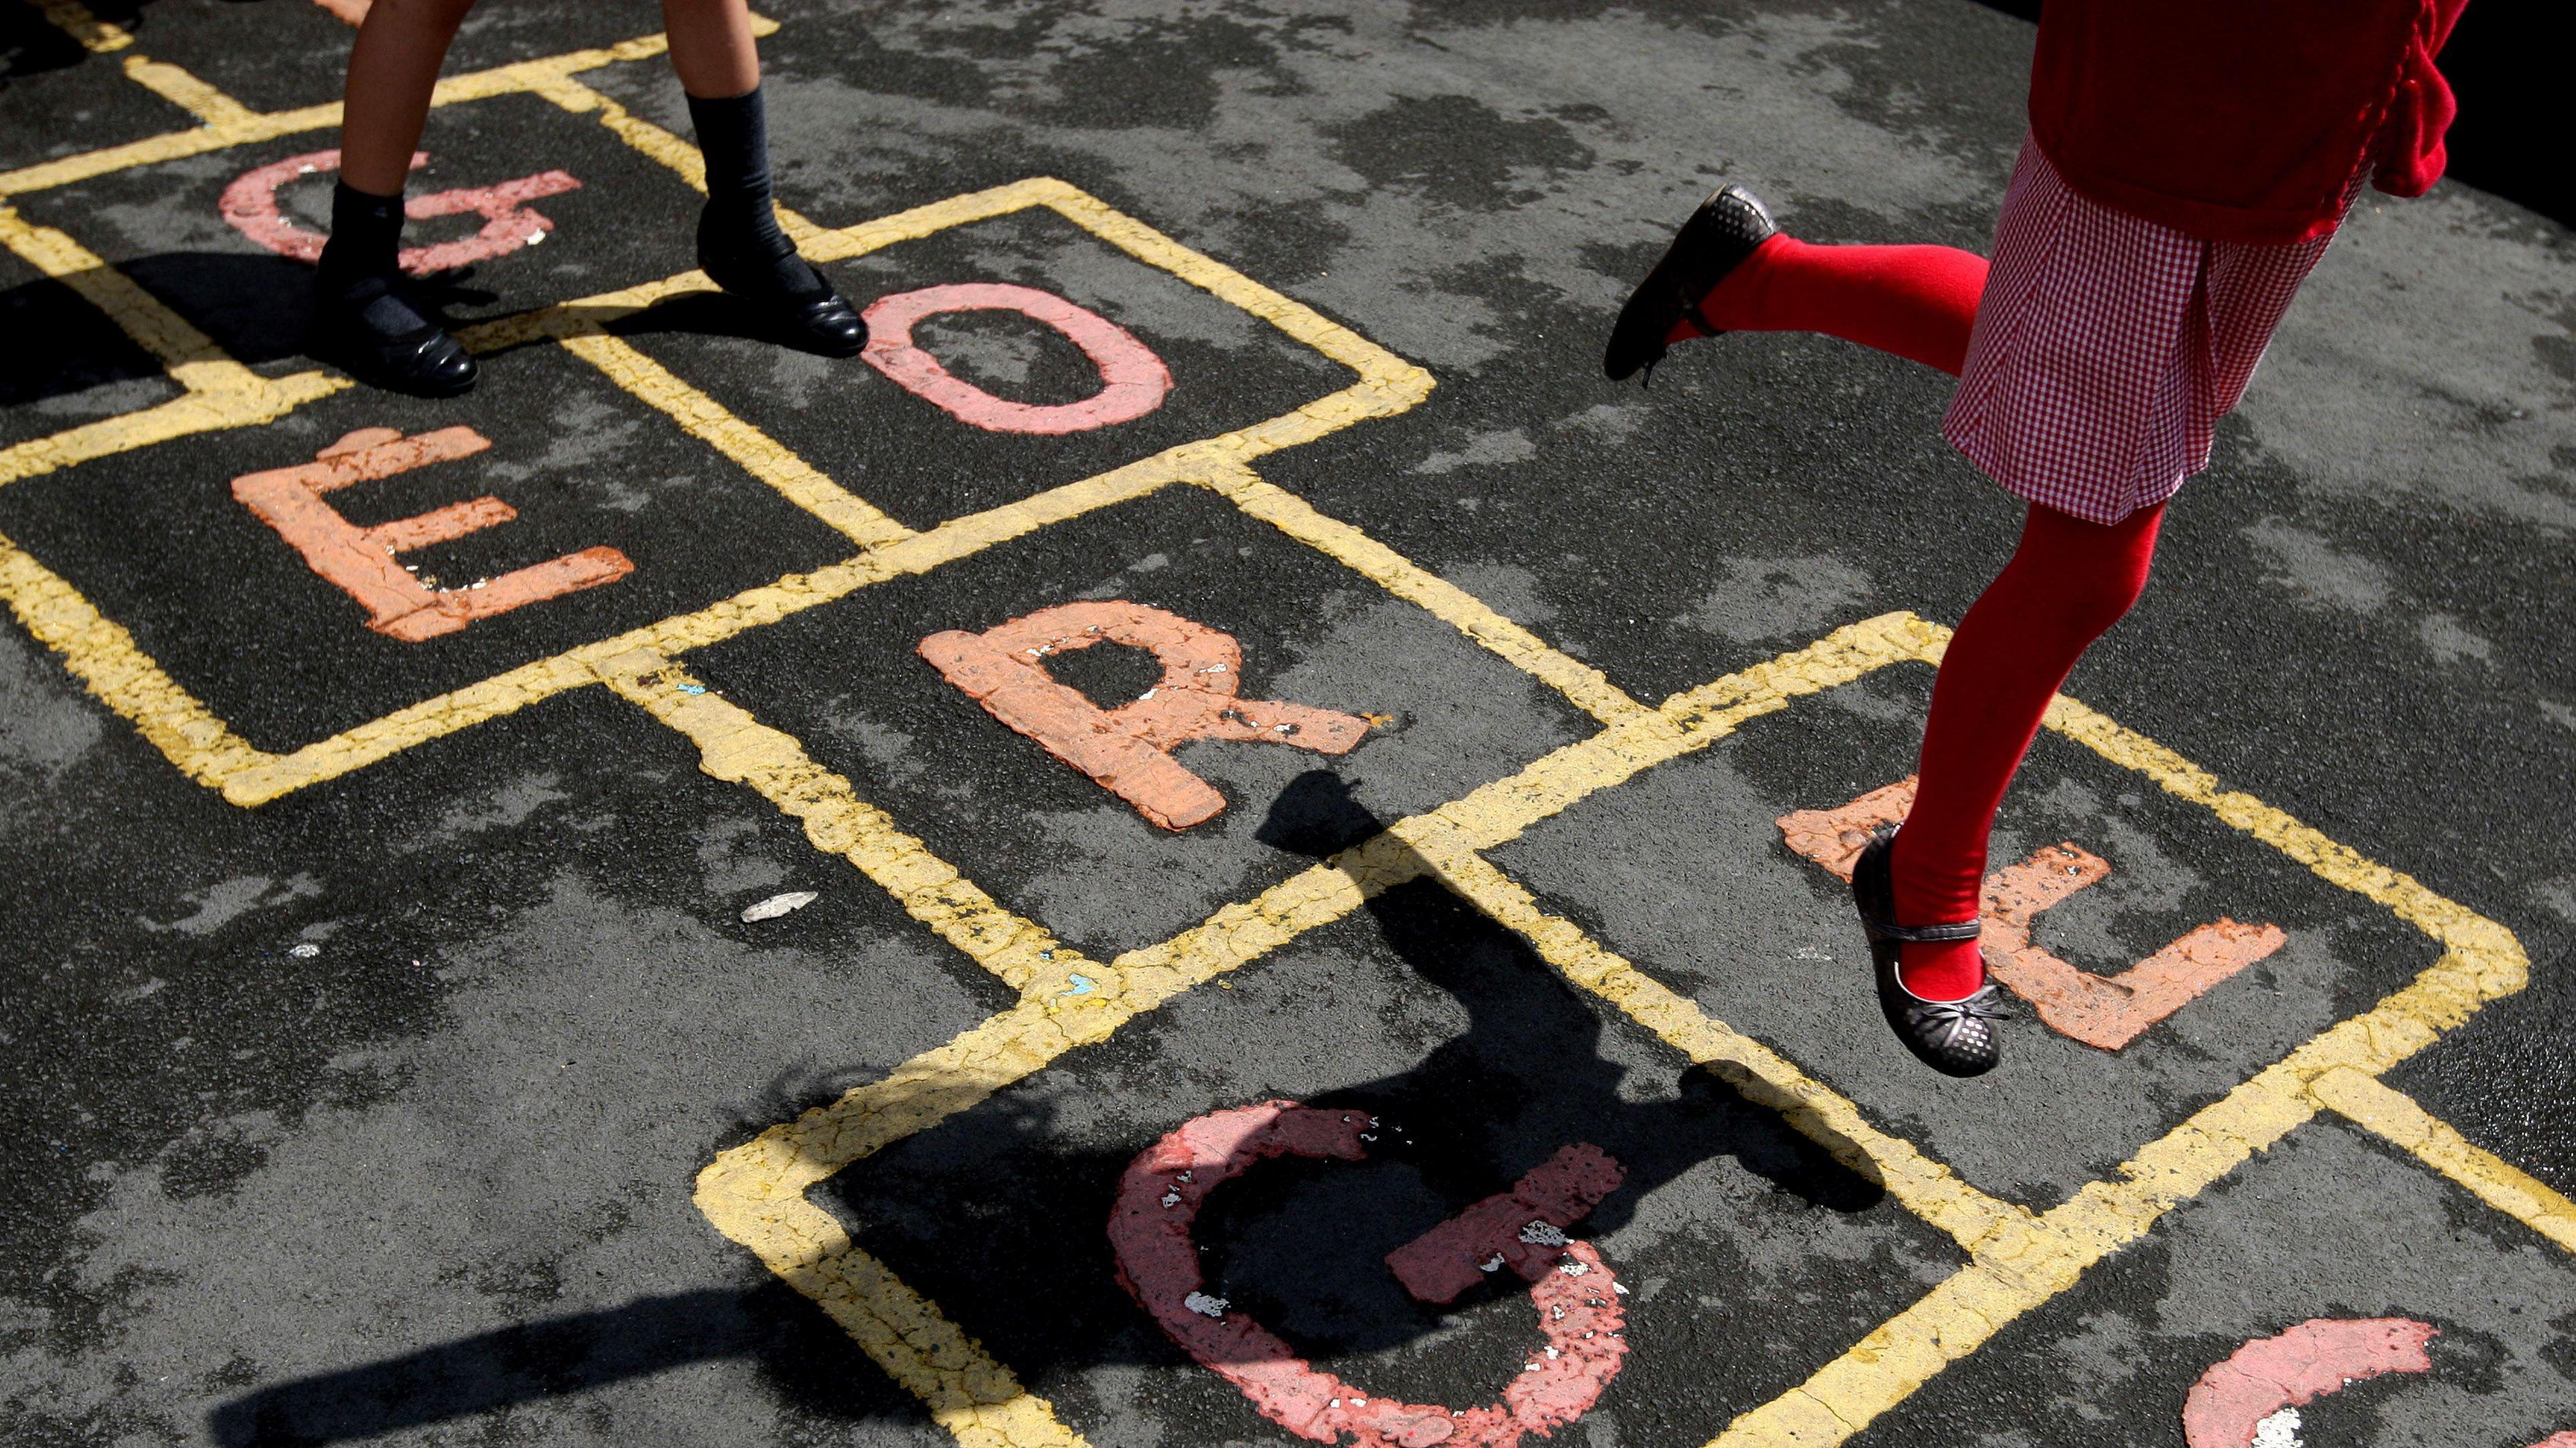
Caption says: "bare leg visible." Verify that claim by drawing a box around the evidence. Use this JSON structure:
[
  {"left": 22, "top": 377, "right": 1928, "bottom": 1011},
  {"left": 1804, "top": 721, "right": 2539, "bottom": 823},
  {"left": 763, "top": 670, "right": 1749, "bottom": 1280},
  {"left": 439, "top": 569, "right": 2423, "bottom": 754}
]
[
  {"left": 665, "top": 0, "right": 866, "bottom": 355},
  {"left": 661, "top": 0, "right": 761, "bottom": 100},
  {"left": 338, "top": 0, "right": 476, "bottom": 196},
  {"left": 312, "top": 0, "right": 479, "bottom": 395}
]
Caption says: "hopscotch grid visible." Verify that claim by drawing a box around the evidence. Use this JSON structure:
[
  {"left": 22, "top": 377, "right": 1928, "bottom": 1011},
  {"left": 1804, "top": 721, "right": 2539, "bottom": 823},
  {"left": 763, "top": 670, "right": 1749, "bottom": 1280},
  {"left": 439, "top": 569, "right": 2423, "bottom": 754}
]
[
  {"left": 672, "top": 608, "right": 2528, "bottom": 1448},
  {"left": 0, "top": 12, "right": 2548, "bottom": 1447}
]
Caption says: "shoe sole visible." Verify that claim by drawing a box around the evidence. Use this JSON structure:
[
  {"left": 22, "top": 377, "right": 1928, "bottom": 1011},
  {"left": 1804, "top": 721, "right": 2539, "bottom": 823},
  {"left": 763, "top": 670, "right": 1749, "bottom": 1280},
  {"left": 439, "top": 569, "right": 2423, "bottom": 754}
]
[{"left": 1603, "top": 184, "right": 1778, "bottom": 382}]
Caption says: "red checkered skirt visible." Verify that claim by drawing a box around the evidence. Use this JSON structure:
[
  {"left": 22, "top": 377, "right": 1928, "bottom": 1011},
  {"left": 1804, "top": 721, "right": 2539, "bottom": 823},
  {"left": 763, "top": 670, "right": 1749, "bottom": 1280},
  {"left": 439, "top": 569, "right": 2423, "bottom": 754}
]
[{"left": 1941, "top": 137, "right": 2343, "bottom": 525}]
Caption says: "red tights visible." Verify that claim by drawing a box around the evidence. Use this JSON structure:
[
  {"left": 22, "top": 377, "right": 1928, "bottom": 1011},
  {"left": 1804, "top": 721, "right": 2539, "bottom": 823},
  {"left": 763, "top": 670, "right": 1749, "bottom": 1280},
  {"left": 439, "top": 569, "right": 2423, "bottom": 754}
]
[{"left": 1685, "top": 231, "right": 2165, "bottom": 1000}]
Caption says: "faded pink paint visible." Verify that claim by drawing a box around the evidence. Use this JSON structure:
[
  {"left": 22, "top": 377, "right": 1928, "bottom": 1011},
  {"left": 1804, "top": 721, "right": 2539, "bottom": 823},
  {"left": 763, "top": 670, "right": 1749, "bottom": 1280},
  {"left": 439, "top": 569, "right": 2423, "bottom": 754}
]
[
  {"left": 1110, "top": 1102, "right": 1628, "bottom": 1447},
  {"left": 921, "top": 602, "right": 1366, "bottom": 830},
  {"left": 2524, "top": 1435, "right": 2576, "bottom": 1447},
  {"left": 1386, "top": 1146, "right": 1623, "bottom": 1305},
  {"left": 220, "top": 150, "right": 580, "bottom": 274},
  {"left": 2182, "top": 1318, "right": 2437, "bottom": 1448},
  {"left": 861, "top": 282, "right": 1171, "bottom": 434}
]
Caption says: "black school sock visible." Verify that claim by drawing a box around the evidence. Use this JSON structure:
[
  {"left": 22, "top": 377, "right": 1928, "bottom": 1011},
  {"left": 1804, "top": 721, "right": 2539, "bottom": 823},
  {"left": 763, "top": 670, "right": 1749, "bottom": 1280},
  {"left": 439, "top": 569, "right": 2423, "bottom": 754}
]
[
  {"left": 686, "top": 85, "right": 820, "bottom": 294},
  {"left": 315, "top": 181, "right": 435, "bottom": 337}
]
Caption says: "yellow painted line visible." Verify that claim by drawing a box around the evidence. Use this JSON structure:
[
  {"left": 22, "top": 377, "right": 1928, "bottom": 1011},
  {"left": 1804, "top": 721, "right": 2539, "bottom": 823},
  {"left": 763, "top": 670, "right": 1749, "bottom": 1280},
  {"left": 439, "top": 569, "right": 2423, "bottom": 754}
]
[
  {"left": 0, "top": 205, "right": 255, "bottom": 388},
  {"left": 0, "top": 370, "right": 344, "bottom": 489},
  {"left": 119, "top": 56, "right": 260, "bottom": 128},
  {"left": 2308, "top": 1066, "right": 2576, "bottom": 1254},
  {"left": 26, "top": 0, "right": 129, "bottom": 50},
  {"left": 0, "top": 30, "right": 678, "bottom": 199},
  {"left": 1195, "top": 463, "right": 1648, "bottom": 727},
  {"left": 101, "top": 178, "right": 1434, "bottom": 803},
  {"left": 557, "top": 329, "right": 912, "bottom": 548},
  {"left": 1424, "top": 844, "right": 2024, "bottom": 1254},
  {"left": 598, "top": 647, "right": 1081, "bottom": 994},
  {"left": 210, "top": 446, "right": 1211, "bottom": 805},
  {"left": 680, "top": 617, "right": 1960, "bottom": 1447},
  {"left": 1415, "top": 610, "right": 1945, "bottom": 856},
  {"left": 0, "top": 530, "right": 271, "bottom": 786}
]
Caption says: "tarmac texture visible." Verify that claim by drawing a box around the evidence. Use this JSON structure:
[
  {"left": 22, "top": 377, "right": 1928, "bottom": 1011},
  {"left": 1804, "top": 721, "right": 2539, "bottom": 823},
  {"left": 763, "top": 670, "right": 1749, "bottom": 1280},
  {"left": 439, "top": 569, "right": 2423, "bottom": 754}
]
[{"left": 2, "top": 1, "right": 2572, "bottom": 1446}]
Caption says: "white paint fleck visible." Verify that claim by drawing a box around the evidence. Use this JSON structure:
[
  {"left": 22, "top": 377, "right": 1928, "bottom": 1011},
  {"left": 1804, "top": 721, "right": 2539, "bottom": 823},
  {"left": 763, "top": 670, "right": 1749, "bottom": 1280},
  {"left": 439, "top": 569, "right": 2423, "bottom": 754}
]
[
  {"left": 1479, "top": 1253, "right": 1506, "bottom": 1273},
  {"left": 1183, "top": 1291, "right": 1228, "bottom": 1319},
  {"left": 2251, "top": 1406, "right": 2303, "bottom": 1448},
  {"left": 286, "top": 943, "right": 320, "bottom": 959}
]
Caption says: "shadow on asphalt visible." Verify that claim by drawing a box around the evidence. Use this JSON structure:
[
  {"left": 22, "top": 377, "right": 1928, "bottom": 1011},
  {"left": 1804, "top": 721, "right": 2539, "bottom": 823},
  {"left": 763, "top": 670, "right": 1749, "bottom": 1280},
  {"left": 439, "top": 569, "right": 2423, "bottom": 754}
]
[
  {"left": 205, "top": 772, "right": 1892, "bottom": 1443},
  {"left": 3, "top": 255, "right": 807, "bottom": 414}
]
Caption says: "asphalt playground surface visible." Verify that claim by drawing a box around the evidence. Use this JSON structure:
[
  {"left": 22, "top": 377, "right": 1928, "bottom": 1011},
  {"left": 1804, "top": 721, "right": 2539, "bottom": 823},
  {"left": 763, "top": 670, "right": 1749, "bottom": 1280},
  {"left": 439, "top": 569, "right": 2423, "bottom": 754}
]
[{"left": 4, "top": 2, "right": 2575, "bottom": 1445}]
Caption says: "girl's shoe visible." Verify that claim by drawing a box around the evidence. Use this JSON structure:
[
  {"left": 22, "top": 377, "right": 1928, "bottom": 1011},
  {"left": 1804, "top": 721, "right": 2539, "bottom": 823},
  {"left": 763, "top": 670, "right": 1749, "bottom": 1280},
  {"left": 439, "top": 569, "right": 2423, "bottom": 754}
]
[
  {"left": 310, "top": 275, "right": 477, "bottom": 398},
  {"left": 1850, "top": 826, "right": 2010, "bottom": 1077},
  {"left": 698, "top": 210, "right": 867, "bottom": 357},
  {"left": 1602, "top": 184, "right": 1777, "bottom": 386}
]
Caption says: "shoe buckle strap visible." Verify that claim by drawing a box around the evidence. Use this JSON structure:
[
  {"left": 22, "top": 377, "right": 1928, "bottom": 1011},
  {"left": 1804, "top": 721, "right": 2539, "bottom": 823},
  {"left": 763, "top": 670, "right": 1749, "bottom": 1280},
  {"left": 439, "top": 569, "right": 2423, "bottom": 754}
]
[{"left": 1862, "top": 913, "right": 1981, "bottom": 945}]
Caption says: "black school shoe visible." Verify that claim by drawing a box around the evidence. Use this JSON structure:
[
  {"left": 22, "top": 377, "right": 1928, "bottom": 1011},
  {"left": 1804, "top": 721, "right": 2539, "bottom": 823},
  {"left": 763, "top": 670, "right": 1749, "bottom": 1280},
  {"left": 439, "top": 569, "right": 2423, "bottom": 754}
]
[
  {"left": 310, "top": 274, "right": 478, "bottom": 398},
  {"left": 1850, "top": 826, "right": 2011, "bottom": 1078},
  {"left": 1601, "top": 183, "right": 1778, "bottom": 386},
  {"left": 697, "top": 209, "right": 867, "bottom": 358}
]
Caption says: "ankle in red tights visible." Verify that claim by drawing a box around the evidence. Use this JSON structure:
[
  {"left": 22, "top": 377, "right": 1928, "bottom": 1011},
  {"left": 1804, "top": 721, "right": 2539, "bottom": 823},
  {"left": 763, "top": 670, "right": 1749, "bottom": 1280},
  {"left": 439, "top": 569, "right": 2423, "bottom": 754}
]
[{"left": 1890, "top": 502, "right": 2165, "bottom": 1000}]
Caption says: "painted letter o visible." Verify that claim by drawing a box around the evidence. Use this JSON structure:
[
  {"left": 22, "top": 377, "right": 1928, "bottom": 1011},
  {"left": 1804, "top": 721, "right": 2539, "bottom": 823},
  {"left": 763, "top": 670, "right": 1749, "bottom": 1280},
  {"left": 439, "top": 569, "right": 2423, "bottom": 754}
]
[{"left": 860, "top": 282, "right": 1171, "bottom": 435}]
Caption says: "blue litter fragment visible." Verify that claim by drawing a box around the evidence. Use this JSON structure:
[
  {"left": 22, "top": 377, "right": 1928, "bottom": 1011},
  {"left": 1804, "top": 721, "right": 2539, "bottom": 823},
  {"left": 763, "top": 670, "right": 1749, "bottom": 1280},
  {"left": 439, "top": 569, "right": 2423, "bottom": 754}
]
[
  {"left": 1058, "top": 973, "right": 1097, "bottom": 997},
  {"left": 676, "top": 683, "right": 708, "bottom": 695}
]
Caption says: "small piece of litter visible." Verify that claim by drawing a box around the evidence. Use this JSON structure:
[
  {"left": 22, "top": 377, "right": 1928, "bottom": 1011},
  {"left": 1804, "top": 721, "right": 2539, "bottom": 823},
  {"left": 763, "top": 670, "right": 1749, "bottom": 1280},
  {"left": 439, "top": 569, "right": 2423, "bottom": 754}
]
[
  {"left": 741, "top": 891, "right": 818, "bottom": 922},
  {"left": 286, "top": 943, "right": 320, "bottom": 958},
  {"left": 1161, "top": 1190, "right": 1181, "bottom": 1208},
  {"left": 1611, "top": 1281, "right": 1629, "bottom": 1295},
  {"left": 1544, "top": 1347, "right": 1561, "bottom": 1359},
  {"left": 1058, "top": 973, "right": 1097, "bottom": 997},
  {"left": 1479, "top": 1253, "right": 1506, "bottom": 1274},
  {"left": 1183, "top": 1292, "right": 1228, "bottom": 1319},
  {"left": 1558, "top": 1261, "right": 1590, "bottom": 1276},
  {"left": 676, "top": 683, "right": 708, "bottom": 695},
  {"left": 1519, "top": 1221, "right": 1568, "bottom": 1248}
]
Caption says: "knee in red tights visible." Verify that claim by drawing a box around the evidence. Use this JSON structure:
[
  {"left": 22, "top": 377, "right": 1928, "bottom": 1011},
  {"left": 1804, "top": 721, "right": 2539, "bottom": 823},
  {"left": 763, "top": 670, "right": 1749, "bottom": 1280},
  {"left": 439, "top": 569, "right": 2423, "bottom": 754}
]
[{"left": 1889, "top": 502, "right": 2164, "bottom": 1001}]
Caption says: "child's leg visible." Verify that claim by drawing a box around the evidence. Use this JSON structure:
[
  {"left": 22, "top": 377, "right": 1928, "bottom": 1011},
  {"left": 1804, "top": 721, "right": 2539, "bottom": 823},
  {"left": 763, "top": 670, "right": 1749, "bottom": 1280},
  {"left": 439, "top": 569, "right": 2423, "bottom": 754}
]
[
  {"left": 337, "top": 0, "right": 474, "bottom": 197},
  {"left": 314, "top": 0, "right": 478, "bottom": 396},
  {"left": 1890, "top": 500, "right": 2165, "bottom": 999},
  {"left": 1686, "top": 235, "right": 1989, "bottom": 376},
  {"left": 665, "top": 0, "right": 865, "bottom": 355}
]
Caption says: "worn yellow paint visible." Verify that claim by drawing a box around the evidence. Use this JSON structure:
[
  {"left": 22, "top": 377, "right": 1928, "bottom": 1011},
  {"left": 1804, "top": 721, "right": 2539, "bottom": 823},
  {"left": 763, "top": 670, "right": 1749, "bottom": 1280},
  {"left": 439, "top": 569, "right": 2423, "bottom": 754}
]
[
  {"left": 600, "top": 649, "right": 1083, "bottom": 993},
  {"left": 207, "top": 443, "right": 1212, "bottom": 804},
  {"left": 0, "top": 29, "right": 678, "bottom": 200},
  {"left": 0, "top": 372, "right": 345, "bottom": 490},
  {"left": 28, "top": 0, "right": 129, "bottom": 50},
  {"left": 155, "top": 178, "right": 1429, "bottom": 802},
  {"left": 2309, "top": 1066, "right": 2576, "bottom": 1255},
  {"left": 1197, "top": 465, "right": 1647, "bottom": 727},
  {"left": 557, "top": 330, "right": 913, "bottom": 548},
  {"left": 0, "top": 205, "right": 251, "bottom": 385},
  {"left": 120, "top": 56, "right": 261, "bottom": 127},
  {"left": 0, "top": 531, "right": 271, "bottom": 785}
]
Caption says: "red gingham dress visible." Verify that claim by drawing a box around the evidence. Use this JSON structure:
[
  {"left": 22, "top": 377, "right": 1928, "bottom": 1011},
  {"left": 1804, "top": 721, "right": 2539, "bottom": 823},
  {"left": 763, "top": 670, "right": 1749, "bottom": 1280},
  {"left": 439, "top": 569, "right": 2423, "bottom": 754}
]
[{"left": 1941, "top": 137, "right": 2347, "bottom": 525}]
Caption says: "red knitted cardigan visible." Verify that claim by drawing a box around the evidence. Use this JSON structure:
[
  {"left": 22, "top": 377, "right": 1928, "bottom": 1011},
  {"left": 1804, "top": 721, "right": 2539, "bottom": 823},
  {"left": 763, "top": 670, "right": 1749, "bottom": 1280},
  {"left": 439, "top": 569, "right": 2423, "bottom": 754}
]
[{"left": 2027, "top": 0, "right": 2469, "bottom": 244}]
